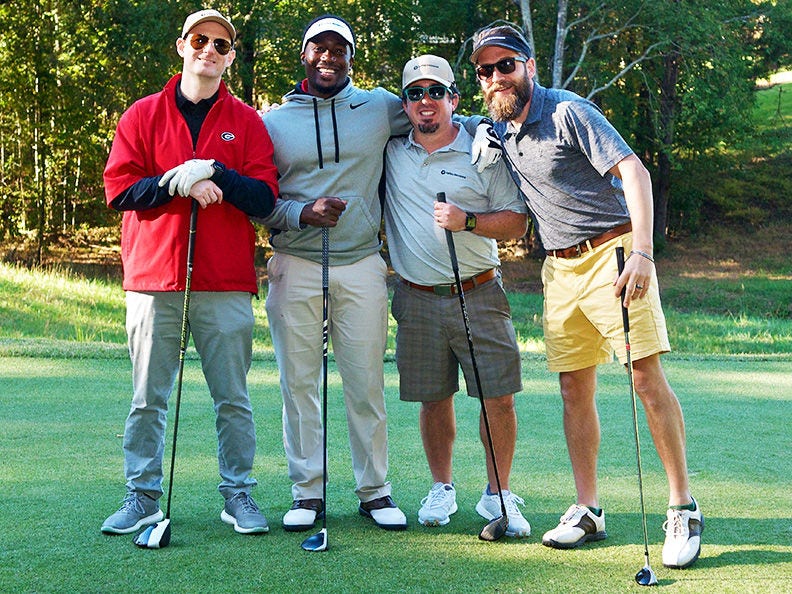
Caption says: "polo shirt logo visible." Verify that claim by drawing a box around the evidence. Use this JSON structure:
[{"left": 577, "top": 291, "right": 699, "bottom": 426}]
[
  {"left": 440, "top": 169, "right": 466, "bottom": 179},
  {"left": 221, "top": 131, "right": 236, "bottom": 141}
]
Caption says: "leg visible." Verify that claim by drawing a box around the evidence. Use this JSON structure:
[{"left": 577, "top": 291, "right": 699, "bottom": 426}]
[
  {"left": 123, "top": 291, "right": 183, "bottom": 498},
  {"left": 189, "top": 292, "right": 258, "bottom": 499},
  {"left": 266, "top": 253, "right": 325, "bottom": 500},
  {"left": 328, "top": 254, "right": 391, "bottom": 501},
  {"left": 480, "top": 394, "right": 516, "bottom": 492},
  {"left": 559, "top": 366, "right": 600, "bottom": 508},
  {"left": 420, "top": 397, "right": 456, "bottom": 484},
  {"left": 631, "top": 354, "right": 691, "bottom": 506}
]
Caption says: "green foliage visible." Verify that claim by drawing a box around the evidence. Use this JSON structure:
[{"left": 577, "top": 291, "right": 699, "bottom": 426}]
[{"left": 1, "top": 0, "right": 791, "bottom": 256}]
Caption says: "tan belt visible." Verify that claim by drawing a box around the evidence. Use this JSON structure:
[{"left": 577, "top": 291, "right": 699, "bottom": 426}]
[
  {"left": 401, "top": 268, "right": 497, "bottom": 296},
  {"left": 546, "top": 222, "right": 632, "bottom": 258}
]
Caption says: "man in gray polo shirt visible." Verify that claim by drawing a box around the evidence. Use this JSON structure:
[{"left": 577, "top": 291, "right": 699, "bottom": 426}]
[
  {"left": 471, "top": 25, "right": 702, "bottom": 569},
  {"left": 384, "top": 55, "right": 531, "bottom": 536}
]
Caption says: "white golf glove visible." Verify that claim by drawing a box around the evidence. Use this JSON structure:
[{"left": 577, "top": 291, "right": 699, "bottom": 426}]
[
  {"left": 158, "top": 159, "right": 215, "bottom": 197},
  {"left": 471, "top": 123, "right": 502, "bottom": 173}
]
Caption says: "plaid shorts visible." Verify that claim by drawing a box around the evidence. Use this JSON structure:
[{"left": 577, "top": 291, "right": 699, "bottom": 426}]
[{"left": 391, "top": 274, "right": 523, "bottom": 402}]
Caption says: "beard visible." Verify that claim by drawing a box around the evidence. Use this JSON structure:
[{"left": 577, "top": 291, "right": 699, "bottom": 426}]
[
  {"left": 483, "top": 73, "right": 532, "bottom": 122},
  {"left": 417, "top": 122, "right": 440, "bottom": 134}
]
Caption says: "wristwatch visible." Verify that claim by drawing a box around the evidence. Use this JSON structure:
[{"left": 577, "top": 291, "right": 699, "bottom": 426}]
[
  {"left": 210, "top": 160, "right": 226, "bottom": 182},
  {"left": 464, "top": 212, "right": 477, "bottom": 232}
]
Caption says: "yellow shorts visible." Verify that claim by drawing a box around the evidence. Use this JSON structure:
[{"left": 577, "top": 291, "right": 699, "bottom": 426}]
[{"left": 542, "top": 232, "right": 671, "bottom": 372}]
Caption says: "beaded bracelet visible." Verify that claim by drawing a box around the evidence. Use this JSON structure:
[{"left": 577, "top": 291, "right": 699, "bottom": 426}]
[{"left": 630, "top": 250, "right": 655, "bottom": 263}]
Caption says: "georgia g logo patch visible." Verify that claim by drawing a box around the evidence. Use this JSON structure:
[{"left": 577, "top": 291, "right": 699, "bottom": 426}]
[{"left": 220, "top": 131, "right": 236, "bottom": 141}]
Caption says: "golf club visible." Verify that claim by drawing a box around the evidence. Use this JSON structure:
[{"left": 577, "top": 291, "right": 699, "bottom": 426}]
[
  {"left": 616, "top": 246, "right": 658, "bottom": 586},
  {"left": 436, "top": 192, "right": 508, "bottom": 542},
  {"left": 302, "top": 227, "right": 330, "bottom": 552},
  {"left": 134, "top": 199, "right": 199, "bottom": 550}
]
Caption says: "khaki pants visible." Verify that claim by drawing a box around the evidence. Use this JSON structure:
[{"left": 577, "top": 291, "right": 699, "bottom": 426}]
[{"left": 266, "top": 252, "right": 391, "bottom": 502}]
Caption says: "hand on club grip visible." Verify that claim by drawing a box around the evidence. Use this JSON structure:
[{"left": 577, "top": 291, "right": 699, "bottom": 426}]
[{"left": 158, "top": 159, "right": 215, "bottom": 197}]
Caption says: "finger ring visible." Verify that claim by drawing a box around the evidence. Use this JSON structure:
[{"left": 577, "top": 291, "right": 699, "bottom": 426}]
[{"left": 635, "top": 284, "right": 643, "bottom": 290}]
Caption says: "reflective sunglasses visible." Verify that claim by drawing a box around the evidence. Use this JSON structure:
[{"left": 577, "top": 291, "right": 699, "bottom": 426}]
[
  {"left": 186, "top": 33, "right": 233, "bottom": 56},
  {"left": 403, "top": 84, "right": 452, "bottom": 102},
  {"left": 475, "top": 56, "right": 526, "bottom": 80}
]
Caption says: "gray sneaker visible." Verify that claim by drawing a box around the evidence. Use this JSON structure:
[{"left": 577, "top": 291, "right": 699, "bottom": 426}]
[
  {"left": 101, "top": 491, "right": 163, "bottom": 534},
  {"left": 220, "top": 492, "right": 269, "bottom": 534}
]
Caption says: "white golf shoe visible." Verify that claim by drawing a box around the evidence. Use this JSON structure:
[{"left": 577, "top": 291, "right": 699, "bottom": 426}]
[
  {"left": 542, "top": 504, "right": 607, "bottom": 549},
  {"left": 662, "top": 498, "right": 704, "bottom": 569}
]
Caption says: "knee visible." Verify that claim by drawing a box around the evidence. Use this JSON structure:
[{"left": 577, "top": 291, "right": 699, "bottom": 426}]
[{"left": 483, "top": 394, "right": 515, "bottom": 416}]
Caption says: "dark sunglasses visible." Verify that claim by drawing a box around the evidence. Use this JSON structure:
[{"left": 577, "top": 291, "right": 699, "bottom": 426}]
[
  {"left": 403, "top": 84, "right": 452, "bottom": 103},
  {"left": 475, "top": 56, "right": 526, "bottom": 80},
  {"left": 186, "top": 33, "right": 233, "bottom": 56}
]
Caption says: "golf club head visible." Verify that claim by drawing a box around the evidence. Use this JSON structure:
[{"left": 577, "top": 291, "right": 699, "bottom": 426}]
[
  {"left": 133, "top": 519, "right": 171, "bottom": 549},
  {"left": 301, "top": 528, "right": 328, "bottom": 552},
  {"left": 478, "top": 515, "right": 508, "bottom": 541},
  {"left": 635, "top": 565, "right": 658, "bottom": 586}
]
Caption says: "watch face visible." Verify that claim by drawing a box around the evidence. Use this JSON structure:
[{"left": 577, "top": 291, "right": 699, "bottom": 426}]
[{"left": 466, "top": 214, "right": 476, "bottom": 230}]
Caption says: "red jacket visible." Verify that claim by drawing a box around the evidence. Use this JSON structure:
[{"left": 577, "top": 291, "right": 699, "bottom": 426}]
[{"left": 104, "top": 75, "right": 278, "bottom": 293}]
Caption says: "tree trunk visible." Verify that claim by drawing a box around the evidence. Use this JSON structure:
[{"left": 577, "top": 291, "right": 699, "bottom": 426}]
[
  {"left": 655, "top": 49, "right": 679, "bottom": 243},
  {"left": 553, "top": 0, "right": 568, "bottom": 88}
]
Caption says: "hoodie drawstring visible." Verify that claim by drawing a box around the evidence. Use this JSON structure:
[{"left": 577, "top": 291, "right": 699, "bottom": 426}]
[{"left": 311, "top": 97, "right": 341, "bottom": 169}]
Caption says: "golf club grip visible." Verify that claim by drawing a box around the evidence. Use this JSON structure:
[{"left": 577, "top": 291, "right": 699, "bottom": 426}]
[
  {"left": 436, "top": 192, "right": 461, "bottom": 272},
  {"left": 615, "top": 246, "right": 630, "bottom": 333}
]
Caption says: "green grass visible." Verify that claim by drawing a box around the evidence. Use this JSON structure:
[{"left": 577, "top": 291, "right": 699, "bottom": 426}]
[
  {"left": 2, "top": 262, "right": 791, "bottom": 358},
  {"left": 1, "top": 356, "right": 790, "bottom": 592}
]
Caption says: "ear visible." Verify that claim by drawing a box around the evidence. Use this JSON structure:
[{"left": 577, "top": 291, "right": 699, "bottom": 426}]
[{"left": 176, "top": 37, "right": 186, "bottom": 58}]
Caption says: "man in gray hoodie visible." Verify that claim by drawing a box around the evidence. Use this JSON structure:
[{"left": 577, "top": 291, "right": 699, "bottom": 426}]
[{"left": 259, "top": 14, "right": 498, "bottom": 533}]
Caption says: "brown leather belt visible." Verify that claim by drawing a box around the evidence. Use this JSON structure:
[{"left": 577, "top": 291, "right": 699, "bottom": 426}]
[
  {"left": 401, "top": 268, "right": 497, "bottom": 296},
  {"left": 546, "top": 222, "right": 632, "bottom": 258}
]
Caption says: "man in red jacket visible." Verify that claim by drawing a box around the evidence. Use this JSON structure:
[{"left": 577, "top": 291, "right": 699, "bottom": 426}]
[{"left": 101, "top": 9, "right": 278, "bottom": 537}]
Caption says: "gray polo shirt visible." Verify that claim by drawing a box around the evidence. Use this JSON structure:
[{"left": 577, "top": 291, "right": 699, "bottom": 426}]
[
  {"left": 384, "top": 125, "right": 527, "bottom": 285},
  {"left": 494, "top": 83, "right": 633, "bottom": 251}
]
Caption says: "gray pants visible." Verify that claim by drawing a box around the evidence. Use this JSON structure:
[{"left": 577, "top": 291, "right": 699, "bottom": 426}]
[{"left": 123, "top": 291, "right": 257, "bottom": 500}]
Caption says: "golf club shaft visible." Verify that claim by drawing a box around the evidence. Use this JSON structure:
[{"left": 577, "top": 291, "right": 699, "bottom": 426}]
[
  {"left": 321, "top": 227, "right": 329, "bottom": 530},
  {"left": 165, "top": 199, "right": 199, "bottom": 519},
  {"left": 436, "top": 192, "right": 506, "bottom": 514},
  {"left": 615, "top": 246, "right": 652, "bottom": 564}
]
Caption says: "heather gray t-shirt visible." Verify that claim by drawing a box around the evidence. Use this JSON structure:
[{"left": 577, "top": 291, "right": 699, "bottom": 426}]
[
  {"left": 384, "top": 125, "right": 526, "bottom": 285},
  {"left": 494, "top": 83, "right": 633, "bottom": 251}
]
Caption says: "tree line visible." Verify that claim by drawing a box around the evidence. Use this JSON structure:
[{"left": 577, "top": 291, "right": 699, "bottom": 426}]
[{"left": 1, "top": 0, "right": 790, "bottom": 263}]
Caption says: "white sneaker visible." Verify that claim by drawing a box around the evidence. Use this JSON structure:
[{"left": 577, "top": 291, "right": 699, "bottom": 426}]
[
  {"left": 662, "top": 498, "right": 704, "bottom": 569},
  {"left": 542, "top": 504, "right": 607, "bottom": 549},
  {"left": 418, "top": 483, "right": 457, "bottom": 527},
  {"left": 475, "top": 488, "right": 531, "bottom": 537}
]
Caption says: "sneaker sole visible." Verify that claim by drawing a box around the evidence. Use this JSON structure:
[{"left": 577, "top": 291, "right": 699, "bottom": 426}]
[
  {"left": 220, "top": 510, "right": 269, "bottom": 534},
  {"left": 419, "top": 502, "right": 458, "bottom": 527},
  {"left": 100, "top": 510, "right": 164, "bottom": 535},
  {"left": 542, "top": 530, "right": 607, "bottom": 549}
]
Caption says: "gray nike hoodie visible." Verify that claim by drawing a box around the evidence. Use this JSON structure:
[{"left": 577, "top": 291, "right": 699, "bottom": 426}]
[{"left": 260, "top": 79, "right": 408, "bottom": 266}]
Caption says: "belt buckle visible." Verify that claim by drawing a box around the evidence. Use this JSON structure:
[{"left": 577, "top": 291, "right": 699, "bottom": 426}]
[
  {"left": 574, "top": 243, "right": 583, "bottom": 257},
  {"left": 433, "top": 284, "right": 454, "bottom": 297}
]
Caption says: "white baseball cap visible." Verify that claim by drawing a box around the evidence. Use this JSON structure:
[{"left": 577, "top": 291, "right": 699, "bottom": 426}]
[
  {"left": 301, "top": 15, "right": 355, "bottom": 57},
  {"left": 402, "top": 55, "right": 455, "bottom": 89},
  {"left": 181, "top": 9, "right": 236, "bottom": 41}
]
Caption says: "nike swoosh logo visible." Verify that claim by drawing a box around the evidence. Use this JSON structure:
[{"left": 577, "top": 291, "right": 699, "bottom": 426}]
[{"left": 350, "top": 102, "right": 369, "bottom": 110}]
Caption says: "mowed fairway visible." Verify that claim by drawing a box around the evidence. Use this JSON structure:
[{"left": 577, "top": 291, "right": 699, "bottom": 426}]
[{"left": 1, "top": 354, "right": 790, "bottom": 593}]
